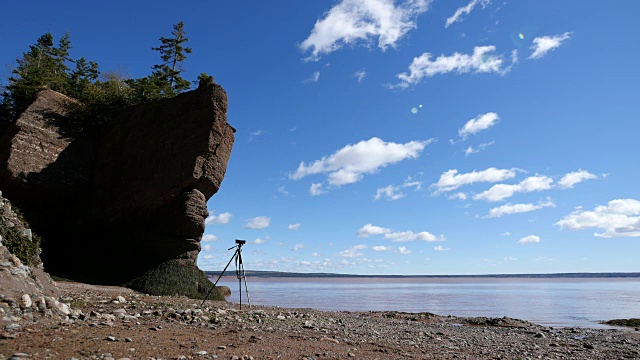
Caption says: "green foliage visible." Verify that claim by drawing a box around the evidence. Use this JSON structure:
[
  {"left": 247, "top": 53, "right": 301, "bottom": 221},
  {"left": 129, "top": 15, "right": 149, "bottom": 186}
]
[
  {"left": 0, "top": 204, "right": 42, "bottom": 266},
  {"left": 151, "top": 21, "right": 193, "bottom": 96},
  {"left": 1, "top": 22, "right": 200, "bottom": 134}
]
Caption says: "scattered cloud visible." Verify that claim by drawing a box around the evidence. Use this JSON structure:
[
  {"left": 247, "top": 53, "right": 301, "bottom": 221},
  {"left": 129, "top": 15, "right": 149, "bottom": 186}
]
[
  {"left": 474, "top": 175, "right": 554, "bottom": 202},
  {"left": 374, "top": 185, "right": 405, "bottom": 201},
  {"left": 396, "top": 246, "right": 412, "bottom": 255},
  {"left": 243, "top": 216, "right": 271, "bottom": 229},
  {"left": 201, "top": 234, "right": 219, "bottom": 242},
  {"left": 459, "top": 113, "right": 499, "bottom": 140},
  {"left": 445, "top": 0, "right": 490, "bottom": 28},
  {"left": 372, "top": 245, "right": 392, "bottom": 251},
  {"left": 465, "top": 141, "right": 495, "bottom": 156},
  {"left": 432, "top": 167, "right": 517, "bottom": 193},
  {"left": 358, "top": 224, "right": 391, "bottom": 237},
  {"left": 205, "top": 211, "right": 233, "bottom": 225},
  {"left": 448, "top": 192, "right": 468, "bottom": 200},
  {"left": 556, "top": 199, "right": 640, "bottom": 238},
  {"left": 528, "top": 32, "right": 571, "bottom": 60},
  {"left": 500, "top": 231, "right": 511, "bottom": 236},
  {"left": 518, "top": 235, "right": 541, "bottom": 244},
  {"left": 300, "top": 0, "right": 431, "bottom": 60},
  {"left": 304, "top": 71, "right": 321, "bottom": 83},
  {"left": 487, "top": 198, "right": 555, "bottom": 218},
  {"left": 250, "top": 130, "right": 263, "bottom": 137},
  {"left": 202, "top": 244, "right": 212, "bottom": 251},
  {"left": 288, "top": 223, "right": 302, "bottom": 230},
  {"left": 353, "top": 68, "right": 366, "bottom": 82},
  {"left": 385, "top": 230, "right": 444, "bottom": 242},
  {"left": 374, "top": 177, "right": 423, "bottom": 201},
  {"left": 251, "top": 238, "right": 267, "bottom": 245},
  {"left": 290, "top": 137, "right": 433, "bottom": 187},
  {"left": 338, "top": 244, "right": 368, "bottom": 258},
  {"left": 393, "top": 46, "right": 513, "bottom": 88},
  {"left": 293, "top": 244, "right": 306, "bottom": 251},
  {"left": 434, "top": 245, "right": 450, "bottom": 251},
  {"left": 309, "top": 183, "right": 326, "bottom": 196},
  {"left": 558, "top": 169, "right": 597, "bottom": 189},
  {"left": 504, "top": 257, "right": 518, "bottom": 261},
  {"left": 277, "top": 186, "right": 289, "bottom": 196},
  {"left": 312, "top": 252, "right": 321, "bottom": 257}
]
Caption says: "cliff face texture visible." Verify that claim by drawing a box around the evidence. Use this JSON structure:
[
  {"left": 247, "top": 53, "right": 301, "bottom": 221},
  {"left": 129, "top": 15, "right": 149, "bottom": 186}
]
[{"left": 0, "top": 82, "right": 234, "bottom": 299}]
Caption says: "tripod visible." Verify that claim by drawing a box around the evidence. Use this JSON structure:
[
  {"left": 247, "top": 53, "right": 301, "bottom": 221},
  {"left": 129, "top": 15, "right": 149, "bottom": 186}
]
[{"left": 201, "top": 240, "right": 251, "bottom": 309}]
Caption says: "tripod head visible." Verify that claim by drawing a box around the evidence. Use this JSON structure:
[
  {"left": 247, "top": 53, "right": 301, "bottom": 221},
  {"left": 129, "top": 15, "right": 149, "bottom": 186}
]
[{"left": 228, "top": 239, "right": 247, "bottom": 251}]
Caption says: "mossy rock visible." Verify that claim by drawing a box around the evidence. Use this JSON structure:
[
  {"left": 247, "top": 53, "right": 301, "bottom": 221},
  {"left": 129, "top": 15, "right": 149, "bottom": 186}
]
[
  {"left": 603, "top": 318, "right": 640, "bottom": 327},
  {"left": 0, "top": 203, "right": 42, "bottom": 266},
  {"left": 124, "top": 260, "right": 224, "bottom": 300}
]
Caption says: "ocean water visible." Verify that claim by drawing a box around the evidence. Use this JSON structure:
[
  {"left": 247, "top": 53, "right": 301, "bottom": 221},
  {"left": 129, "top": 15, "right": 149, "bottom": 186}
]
[{"left": 214, "top": 277, "right": 640, "bottom": 328}]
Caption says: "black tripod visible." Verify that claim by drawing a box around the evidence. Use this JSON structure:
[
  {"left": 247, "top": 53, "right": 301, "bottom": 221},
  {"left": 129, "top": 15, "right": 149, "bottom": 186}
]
[{"left": 201, "top": 239, "right": 251, "bottom": 309}]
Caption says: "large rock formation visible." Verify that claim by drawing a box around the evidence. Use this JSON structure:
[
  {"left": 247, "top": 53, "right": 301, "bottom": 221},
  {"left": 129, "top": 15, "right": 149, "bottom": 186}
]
[{"left": 0, "top": 81, "right": 234, "bottom": 299}]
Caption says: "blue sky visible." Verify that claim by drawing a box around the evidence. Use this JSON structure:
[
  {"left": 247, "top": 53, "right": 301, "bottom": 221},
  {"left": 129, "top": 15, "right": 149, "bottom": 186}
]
[{"left": 2, "top": 1, "right": 639, "bottom": 275}]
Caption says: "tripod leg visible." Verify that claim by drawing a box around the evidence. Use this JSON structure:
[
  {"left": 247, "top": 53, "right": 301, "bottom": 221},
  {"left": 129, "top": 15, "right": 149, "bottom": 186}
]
[
  {"left": 200, "top": 248, "right": 238, "bottom": 307},
  {"left": 237, "top": 250, "right": 251, "bottom": 308}
]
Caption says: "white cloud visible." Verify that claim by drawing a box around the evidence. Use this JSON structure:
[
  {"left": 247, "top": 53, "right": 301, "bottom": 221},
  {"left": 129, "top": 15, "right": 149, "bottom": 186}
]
[
  {"left": 294, "top": 244, "right": 306, "bottom": 251},
  {"left": 312, "top": 252, "right": 321, "bottom": 257},
  {"left": 374, "top": 185, "right": 405, "bottom": 201},
  {"left": 396, "top": 246, "right": 411, "bottom": 255},
  {"left": 434, "top": 245, "right": 450, "bottom": 251},
  {"left": 556, "top": 199, "right": 640, "bottom": 238},
  {"left": 445, "top": 0, "right": 490, "bottom": 28},
  {"left": 504, "top": 257, "right": 518, "bottom": 261},
  {"left": 300, "top": 0, "right": 431, "bottom": 60},
  {"left": 243, "top": 216, "right": 271, "bottom": 229},
  {"left": 432, "top": 167, "right": 517, "bottom": 193},
  {"left": 500, "top": 231, "right": 511, "bottom": 236},
  {"left": 528, "top": 32, "right": 571, "bottom": 60},
  {"left": 374, "top": 176, "right": 423, "bottom": 201},
  {"left": 338, "top": 244, "right": 368, "bottom": 258},
  {"left": 358, "top": 223, "right": 391, "bottom": 237},
  {"left": 448, "top": 192, "right": 468, "bottom": 200},
  {"left": 201, "top": 234, "right": 219, "bottom": 242},
  {"left": 393, "top": 46, "right": 512, "bottom": 88},
  {"left": 251, "top": 238, "right": 267, "bottom": 245},
  {"left": 353, "top": 69, "right": 366, "bottom": 82},
  {"left": 487, "top": 198, "right": 555, "bottom": 218},
  {"left": 558, "top": 169, "right": 597, "bottom": 189},
  {"left": 465, "top": 141, "right": 495, "bottom": 156},
  {"left": 291, "top": 137, "right": 432, "bottom": 186},
  {"left": 278, "top": 186, "right": 289, "bottom": 196},
  {"left": 205, "top": 211, "right": 232, "bottom": 225},
  {"left": 474, "top": 175, "right": 554, "bottom": 202},
  {"left": 288, "top": 223, "right": 302, "bottom": 230},
  {"left": 385, "top": 230, "right": 444, "bottom": 242},
  {"left": 202, "top": 244, "right": 212, "bottom": 251},
  {"left": 459, "top": 113, "right": 499, "bottom": 140},
  {"left": 304, "top": 71, "right": 321, "bottom": 83},
  {"left": 309, "top": 183, "right": 326, "bottom": 196},
  {"left": 372, "top": 245, "right": 392, "bottom": 251},
  {"left": 518, "top": 235, "right": 541, "bottom": 244}
]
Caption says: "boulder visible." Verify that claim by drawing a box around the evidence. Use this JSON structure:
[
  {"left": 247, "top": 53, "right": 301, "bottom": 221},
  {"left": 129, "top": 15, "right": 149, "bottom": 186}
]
[{"left": 0, "top": 81, "right": 235, "bottom": 299}]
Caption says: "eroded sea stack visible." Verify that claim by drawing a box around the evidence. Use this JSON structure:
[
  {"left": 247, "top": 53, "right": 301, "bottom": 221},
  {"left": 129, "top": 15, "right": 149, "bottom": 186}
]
[{"left": 0, "top": 81, "right": 234, "bottom": 299}]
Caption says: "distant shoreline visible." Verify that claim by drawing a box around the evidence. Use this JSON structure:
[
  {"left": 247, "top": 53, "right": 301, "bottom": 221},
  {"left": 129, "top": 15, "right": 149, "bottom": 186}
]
[{"left": 205, "top": 270, "right": 640, "bottom": 279}]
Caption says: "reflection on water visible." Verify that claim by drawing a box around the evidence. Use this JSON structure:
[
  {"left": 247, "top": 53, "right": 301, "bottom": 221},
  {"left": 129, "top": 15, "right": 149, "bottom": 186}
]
[{"left": 214, "top": 277, "right": 640, "bottom": 328}]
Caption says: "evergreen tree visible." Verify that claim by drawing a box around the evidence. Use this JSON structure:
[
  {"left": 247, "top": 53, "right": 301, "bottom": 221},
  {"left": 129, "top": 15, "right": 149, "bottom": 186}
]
[
  {"left": 2, "top": 32, "right": 73, "bottom": 119},
  {"left": 151, "top": 21, "right": 192, "bottom": 96},
  {"left": 68, "top": 57, "right": 100, "bottom": 99}
]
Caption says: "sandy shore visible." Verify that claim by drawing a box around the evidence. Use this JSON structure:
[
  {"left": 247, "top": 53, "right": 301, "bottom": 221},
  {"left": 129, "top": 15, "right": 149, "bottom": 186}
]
[{"left": 1, "top": 281, "right": 639, "bottom": 359}]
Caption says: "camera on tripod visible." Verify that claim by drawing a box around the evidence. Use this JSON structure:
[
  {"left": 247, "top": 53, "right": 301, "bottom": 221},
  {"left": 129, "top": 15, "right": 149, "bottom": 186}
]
[{"left": 235, "top": 239, "right": 246, "bottom": 245}]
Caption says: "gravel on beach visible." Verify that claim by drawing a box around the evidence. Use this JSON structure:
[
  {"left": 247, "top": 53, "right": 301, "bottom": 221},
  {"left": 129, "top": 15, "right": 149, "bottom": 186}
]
[{"left": 1, "top": 282, "right": 639, "bottom": 359}]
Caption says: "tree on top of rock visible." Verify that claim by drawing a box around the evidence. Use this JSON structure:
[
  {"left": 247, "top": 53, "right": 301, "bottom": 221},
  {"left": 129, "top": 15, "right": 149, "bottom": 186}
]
[{"left": 151, "top": 21, "right": 192, "bottom": 96}]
